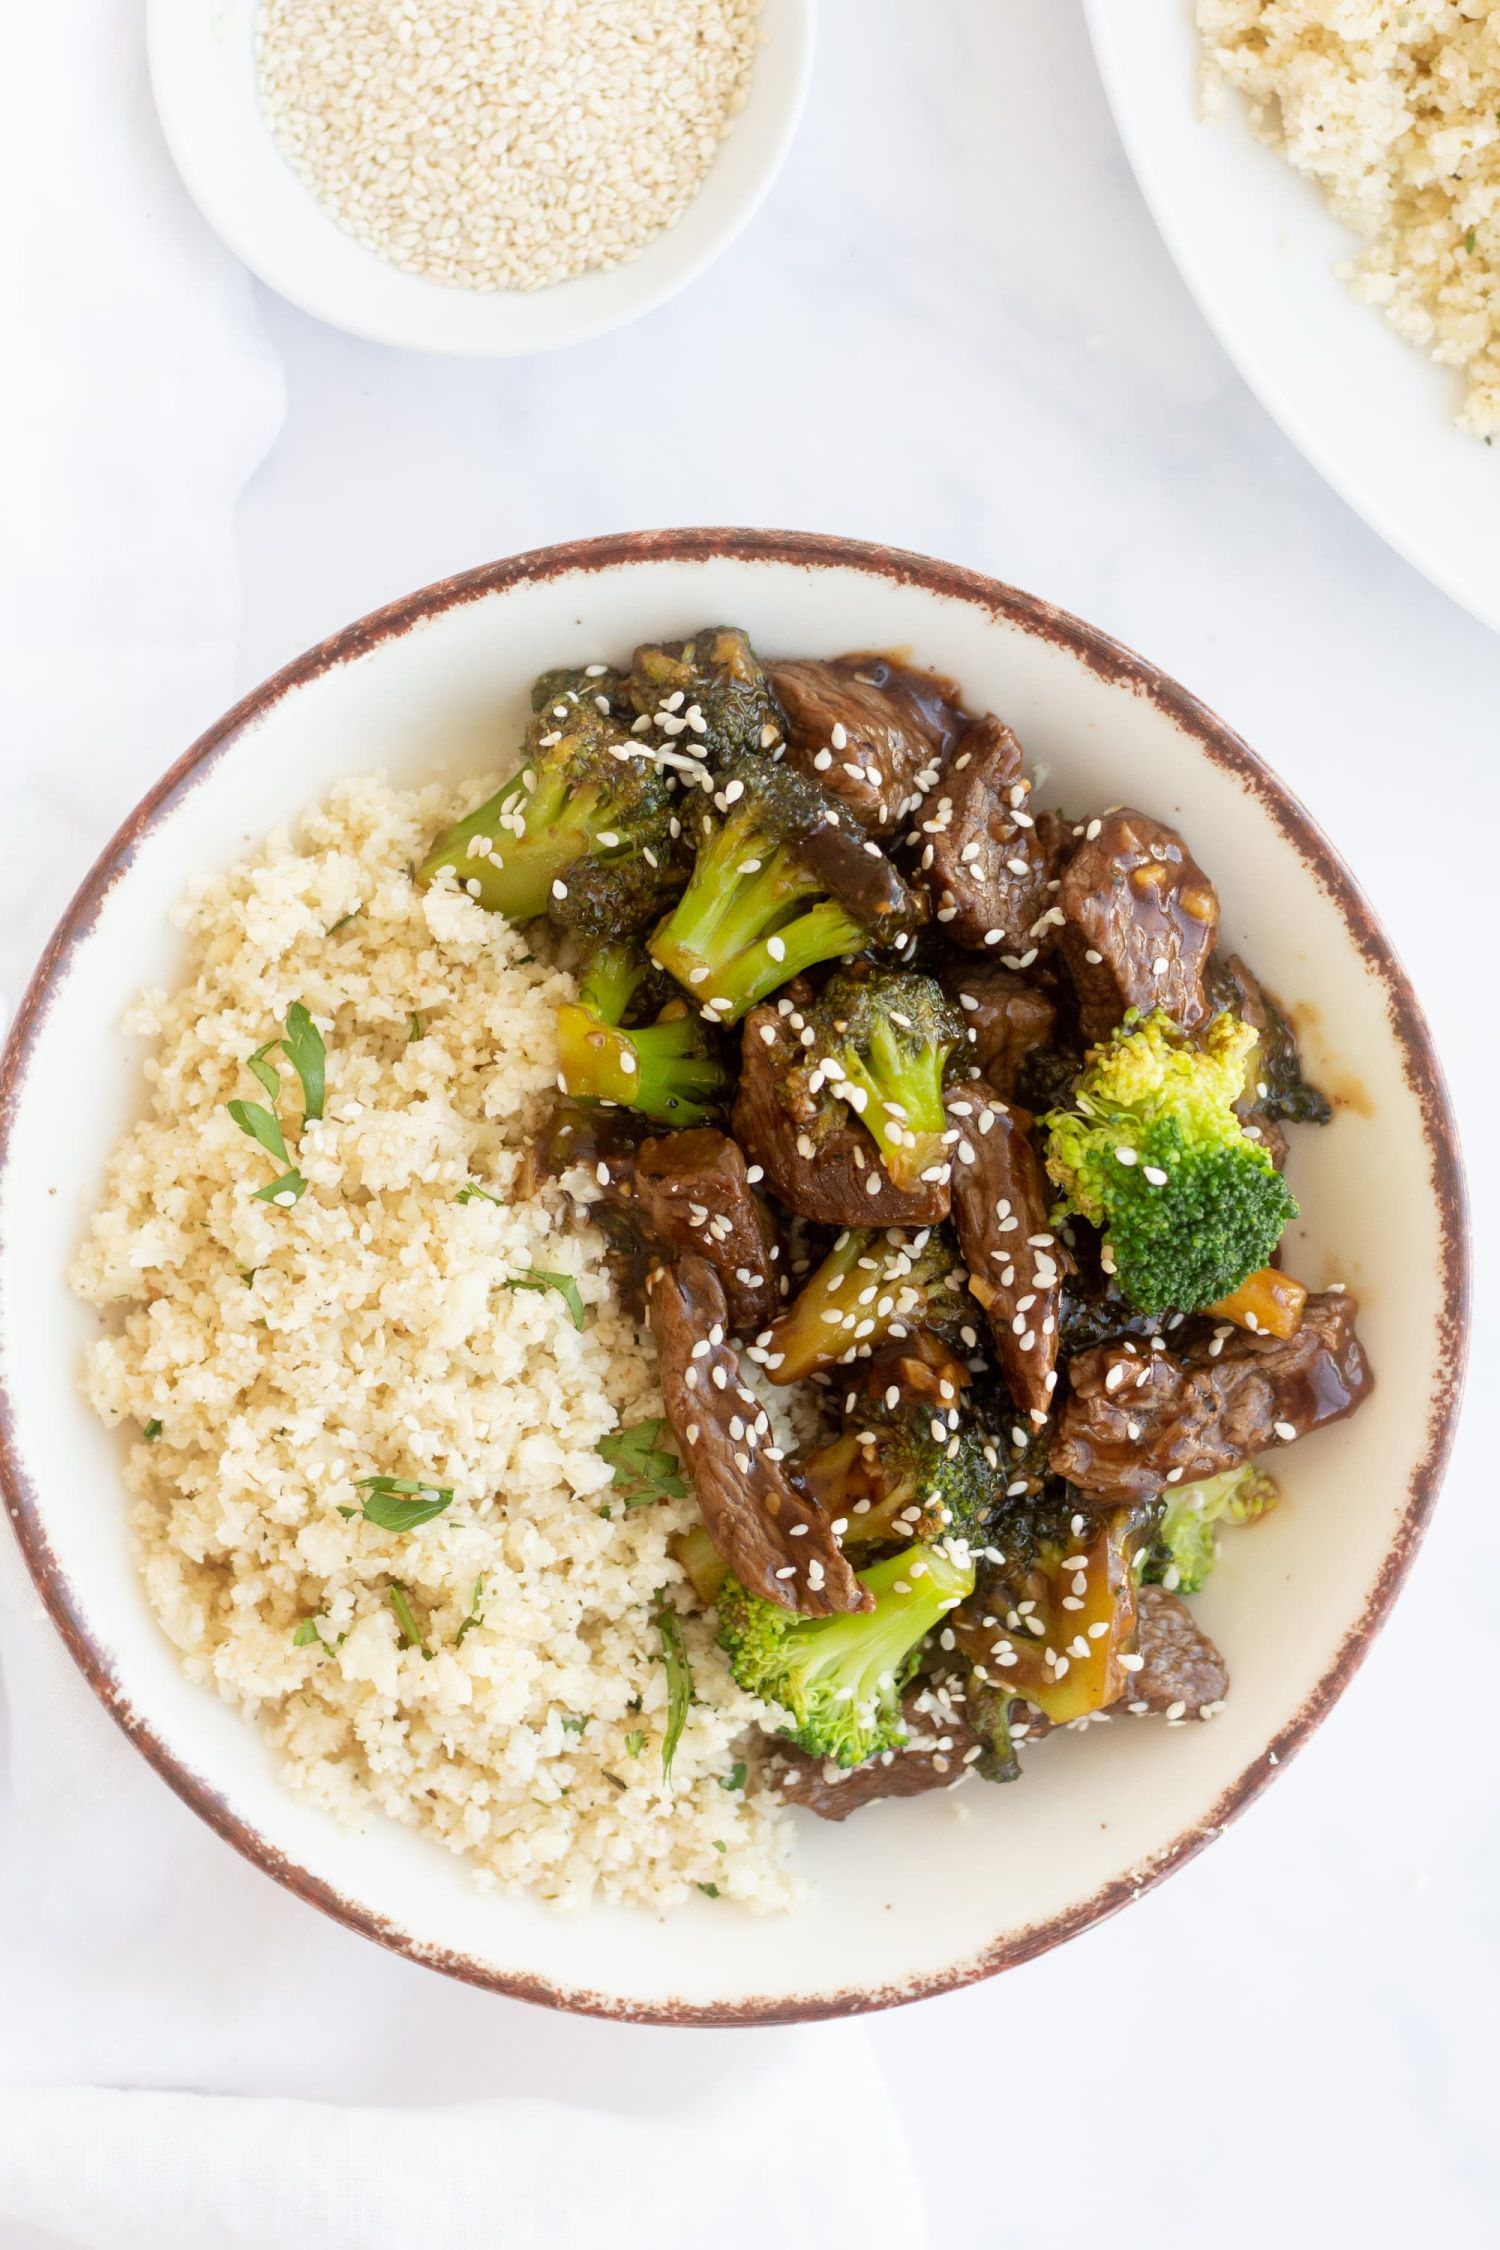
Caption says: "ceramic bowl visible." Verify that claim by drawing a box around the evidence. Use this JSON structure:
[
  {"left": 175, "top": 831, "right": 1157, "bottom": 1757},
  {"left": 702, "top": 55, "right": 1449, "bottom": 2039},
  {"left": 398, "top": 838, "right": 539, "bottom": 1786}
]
[
  {"left": 0, "top": 531, "right": 1468, "bottom": 2022},
  {"left": 146, "top": 0, "right": 815, "bottom": 354}
]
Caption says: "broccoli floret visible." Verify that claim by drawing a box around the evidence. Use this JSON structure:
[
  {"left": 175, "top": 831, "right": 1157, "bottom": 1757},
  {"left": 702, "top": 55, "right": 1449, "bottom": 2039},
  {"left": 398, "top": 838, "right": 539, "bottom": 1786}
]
[
  {"left": 530, "top": 664, "right": 631, "bottom": 722},
  {"left": 628, "top": 626, "right": 785, "bottom": 765},
  {"left": 799, "top": 1391, "right": 999, "bottom": 1551},
  {"left": 556, "top": 942, "right": 727, "bottom": 1126},
  {"left": 648, "top": 753, "right": 917, "bottom": 1024},
  {"left": 808, "top": 971, "right": 963, "bottom": 1192},
  {"left": 1044, "top": 1010, "right": 1298, "bottom": 1316},
  {"left": 761, "top": 1225, "right": 968, "bottom": 1384},
  {"left": 955, "top": 1489, "right": 1154, "bottom": 1726},
  {"left": 417, "top": 692, "right": 681, "bottom": 942},
  {"left": 963, "top": 1672, "right": 1021, "bottom": 1784},
  {"left": 1141, "top": 1463, "right": 1280, "bottom": 1595},
  {"left": 718, "top": 1541, "right": 977, "bottom": 1769}
]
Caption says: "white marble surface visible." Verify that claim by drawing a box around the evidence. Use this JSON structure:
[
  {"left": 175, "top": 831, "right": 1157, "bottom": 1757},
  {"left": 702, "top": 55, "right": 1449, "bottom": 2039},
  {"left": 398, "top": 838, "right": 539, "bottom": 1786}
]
[{"left": 4, "top": 1, "right": 1498, "bottom": 2242}]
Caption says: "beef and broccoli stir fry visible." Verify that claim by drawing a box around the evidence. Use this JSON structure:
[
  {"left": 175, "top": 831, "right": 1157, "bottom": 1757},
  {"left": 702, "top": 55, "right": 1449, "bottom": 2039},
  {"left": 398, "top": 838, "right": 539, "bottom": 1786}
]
[{"left": 418, "top": 627, "right": 1373, "bottom": 1817}]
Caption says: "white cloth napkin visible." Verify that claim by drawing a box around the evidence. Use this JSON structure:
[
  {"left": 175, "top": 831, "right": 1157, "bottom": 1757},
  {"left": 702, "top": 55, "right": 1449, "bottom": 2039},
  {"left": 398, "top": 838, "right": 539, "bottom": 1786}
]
[{"left": 0, "top": 10, "right": 928, "bottom": 2247}]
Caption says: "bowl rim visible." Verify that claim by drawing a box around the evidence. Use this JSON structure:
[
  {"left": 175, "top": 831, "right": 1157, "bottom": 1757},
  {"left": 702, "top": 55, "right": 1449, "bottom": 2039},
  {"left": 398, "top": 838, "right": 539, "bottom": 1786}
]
[{"left": 0, "top": 527, "right": 1471, "bottom": 2024}]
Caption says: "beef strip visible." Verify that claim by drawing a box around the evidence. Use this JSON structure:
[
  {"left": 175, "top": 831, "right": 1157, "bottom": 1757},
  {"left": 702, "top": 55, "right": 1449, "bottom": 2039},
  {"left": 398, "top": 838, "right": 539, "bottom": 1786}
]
[
  {"left": 1128, "top": 1585, "right": 1229, "bottom": 1716},
  {"left": 917, "top": 715, "right": 1052, "bottom": 953},
  {"left": 731, "top": 999, "right": 950, "bottom": 1226},
  {"left": 938, "top": 957, "right": 1057, "bottom": 1097},
  {"left": 769, "top": 1684, "right": 982, "bottom": 1820},
  {"left": 1049, "top": 1291, "right": 1372, "bottom": 1502},
  {"left": 944, "top": 1080, "right": 1064, "bottom": 1421},
  {"left": 635, "top": 1128, "right": 781, "bottom": 1334},
  {"left": 647, "top": 1257, "right": 871, "bottom": 1617},
  {"left": 767, "top": 655, "right": 968, "bottom": 837},
  {"left": 1056, "top": 808, "right": 1219, "bottom": 1045}
]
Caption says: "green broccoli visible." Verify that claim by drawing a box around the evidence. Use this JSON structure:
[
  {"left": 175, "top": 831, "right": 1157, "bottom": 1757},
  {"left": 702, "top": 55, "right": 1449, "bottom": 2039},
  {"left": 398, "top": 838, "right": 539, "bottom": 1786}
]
[
  {"left": 556, "top": 942, "right": 727, "bottom": 1126},
  {"left": 1044, "top": 1009, "right": 1298, "bottom": 1316},
  {"left": 417, "top": 688, "right": 681, "bottom": 942},
  {"left": 952, "top": 1490, "right": 1155, "bottom": 1727},
  {"left": 963, "top": 1672, "right": 1022, "bottom": 1784},
  {"left": 627, "top": 626, "right": 785, "bottom": 765},
  {"left": 809, "top": 971, "right": 964, "bottom": 1192},
  {"left": 1141, "top": 1462, "right": 1280, "bottom": 1595},
  {"left": 799, "top": 1395, "right": 998, "bottom": 1551},
  {"left": 718, "top": 1541, "right": 976, "bottom": 1769},
  {"left": 647, "top": 753, "right": 918, "bottom": 1024},
  {"left": 760, "top": 1225, "right": 970, "bottom": 1384}
]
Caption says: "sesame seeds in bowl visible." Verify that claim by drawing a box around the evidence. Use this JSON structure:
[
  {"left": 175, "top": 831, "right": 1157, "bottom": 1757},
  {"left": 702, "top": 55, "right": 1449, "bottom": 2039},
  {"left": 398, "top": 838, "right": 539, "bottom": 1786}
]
[{"left": 147, "top": 0, "right": 814, "bottom": 353}]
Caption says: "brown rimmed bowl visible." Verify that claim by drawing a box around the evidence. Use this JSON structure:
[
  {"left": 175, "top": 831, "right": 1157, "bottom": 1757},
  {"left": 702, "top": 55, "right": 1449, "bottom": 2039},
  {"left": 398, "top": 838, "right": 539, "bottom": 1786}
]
[{"left": 0, "top": 530, "right": 1469, "bottom": 2023}]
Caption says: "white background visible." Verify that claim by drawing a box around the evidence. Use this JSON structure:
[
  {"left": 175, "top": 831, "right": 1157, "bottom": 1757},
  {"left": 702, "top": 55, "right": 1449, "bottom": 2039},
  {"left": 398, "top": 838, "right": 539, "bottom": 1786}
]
[{"left": 4, "top": 3, "right": 1498, "bottom": 2243}]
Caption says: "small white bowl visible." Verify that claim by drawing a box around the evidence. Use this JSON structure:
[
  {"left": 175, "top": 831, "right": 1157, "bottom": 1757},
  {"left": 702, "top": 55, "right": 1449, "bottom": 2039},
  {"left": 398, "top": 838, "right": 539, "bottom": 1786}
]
[
  {"left": 146, "top": 0, "right": 814, "bottom": 354},
  {"left": 0, "top": 532, "right": 1469, "bottom": 2022}
]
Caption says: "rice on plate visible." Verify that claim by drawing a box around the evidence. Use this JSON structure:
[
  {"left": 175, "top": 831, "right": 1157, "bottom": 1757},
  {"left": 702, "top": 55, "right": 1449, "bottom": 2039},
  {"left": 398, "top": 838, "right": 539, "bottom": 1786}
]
[
  {"left": 1198, "top": 0, "right": 1500, "bottom": 436},
  {"left": 70, "top": 773, "right": 801, "bottom": 1914}
]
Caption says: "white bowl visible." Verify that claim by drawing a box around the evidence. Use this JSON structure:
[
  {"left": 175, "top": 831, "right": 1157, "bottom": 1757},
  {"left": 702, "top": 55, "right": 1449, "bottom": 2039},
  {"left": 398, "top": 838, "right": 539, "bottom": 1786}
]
[
  {"left": 0, "top": 531, "right": 1468, "bottom": 2022},
  {"left": 146, "top": 0, "right": 815, "bottom": 354}
]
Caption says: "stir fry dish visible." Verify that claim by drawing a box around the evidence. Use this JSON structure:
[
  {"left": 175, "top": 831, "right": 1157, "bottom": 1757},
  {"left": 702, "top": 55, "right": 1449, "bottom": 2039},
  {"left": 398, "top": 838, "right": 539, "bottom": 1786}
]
[{"left": 419, "top": 626, "right": 1374, "bottom": 1818}]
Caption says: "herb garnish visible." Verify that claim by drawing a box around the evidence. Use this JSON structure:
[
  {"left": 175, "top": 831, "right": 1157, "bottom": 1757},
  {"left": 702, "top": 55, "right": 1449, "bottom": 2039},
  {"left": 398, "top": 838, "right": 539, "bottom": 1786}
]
[
  {"left": 504, "top": 1268, "right": 586, "bottom": 1330},
  {"left": 696, "top": 1882, "right": 720, "bottom": 1899},
  {"left": 454, "top": 1575, "right": 485, "bottom": 1644},
  {"left": 227, "top": 1004, "right": 326, "bottom": 1205},
  {"left": 387, "top": 1582, "right": 430, "bottom": 1656},
  {"left": 143, "top": 1418, "right": 162, "bottom": 1442},
  {"left": 409, "top": 1012, "right": 424, "bottom": 1042},
  {"left": 719, "top": 1761, "right": 747, "bottom": 1793},
  {"left": 354, "top": 1475, "right": 455, "bottom": 1531},
  {"left": 598, "top": 1419, "right": 688, "bottom": 1509},
  {"left": 456, "top": 1181, "right": 502, "bottom": 1205},
  {"left": 625, "top": 1729, "right": 646, "bottom": 1759},
  {"left": 292, "top": 1618, "right": 323, "bottom": 1647},
  {"left": 560, "top": 1713, "right": 590, "bottom": 1736},
  {"left": 653, "top": 1596, "right": 693, "bottom": 1781},
  {"left": 1465, "top": 226, "right": 1478, "bottom": 255},
  {"left": 326, "top": 907, "right": 363, "bottom": 935},
  {"left": 279, "top": 1003, "right": 326, "bottom": 1121}
]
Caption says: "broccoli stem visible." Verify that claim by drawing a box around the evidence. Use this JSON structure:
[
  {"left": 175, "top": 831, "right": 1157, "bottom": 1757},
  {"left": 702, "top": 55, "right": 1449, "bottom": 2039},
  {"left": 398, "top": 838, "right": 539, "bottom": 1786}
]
[
  {"left": 649, "top": 824, "right": 864, "bottom": 1020},
  {"left": 419, "top": 768, "right": 616, "bottom": 923},
  {"left": 556, "top": 1001, "right": 726, "bottom": 1125}
]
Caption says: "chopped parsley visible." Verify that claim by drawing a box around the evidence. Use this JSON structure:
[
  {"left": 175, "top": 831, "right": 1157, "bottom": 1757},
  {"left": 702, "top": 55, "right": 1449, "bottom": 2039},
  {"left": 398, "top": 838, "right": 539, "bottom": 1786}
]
[
  {"left": 292, "top": 1618, "right": 323, "bottom": 1647},
  {"left": 227, "top": 1004, "right": 326, "bottom": 1205},
  {"left": 504, "top": 1268, "right": 586, "bottom": 1330},
  {"left": 280, "top": 1003, "right": 326, "bottom": 1121},
  {"left": 718, "top": 1761, "right": 747, "bottom": 1793},
  {"left": 696, "top": 1882, "right": 720, "bottom": 1899},
  {"left": 625, "top": 1729, "right": 646, "bottom": 1759},
  {"left": 455, "top": 1181, "right": 502, "bottom": 1205},
  {"left": 142, "top": 1419, "right": 162, "bottom": 1442},
  {"left": 354, "top": 1476, "right": 455, "bottom": 1531},
  {"left": 1465, "top": 226, "right": 1477, "bottom": 255},
  {"left": 653, "top": 1597, "right": 693, "bottom": 1781},
  {"left": 409, "top": 1012, "right": 425, "bottom": 1042},
  {"left": 598, "top": 1419, "right": 688, "bottom": 1509},
  {"left": 454, "top": 1576, "right": 485, "bottom": 1644},
  {"left": 387, "top": 1582, "right": 429, "bottom": 1656},
  {"left": 560, "top": 1713, "right": 590, "bottom": 1736}
]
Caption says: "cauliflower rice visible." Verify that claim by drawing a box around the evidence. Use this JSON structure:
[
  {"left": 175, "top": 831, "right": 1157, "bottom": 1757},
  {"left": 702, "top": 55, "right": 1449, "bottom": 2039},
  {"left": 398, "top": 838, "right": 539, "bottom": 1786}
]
[
  {"left": 70, "top": 773, "right": 799, "bottom": 1913},
  {"left": 1198, "top": 0, "right": 1500, "bottom": 436}
]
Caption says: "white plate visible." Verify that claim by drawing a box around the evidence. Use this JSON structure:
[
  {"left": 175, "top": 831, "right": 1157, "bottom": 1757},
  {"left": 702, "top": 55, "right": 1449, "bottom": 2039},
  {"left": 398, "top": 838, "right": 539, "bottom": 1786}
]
[
  {"left": 0, "top": 533, "right": 1467, "bottom": 2021},
  {"left": 147, "top": 0, "right": 814, "bottom": 355},
  {"left": 1084, "top": 0, "right": 1500, "bottom": 634}
]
